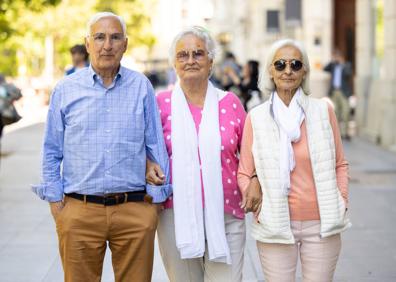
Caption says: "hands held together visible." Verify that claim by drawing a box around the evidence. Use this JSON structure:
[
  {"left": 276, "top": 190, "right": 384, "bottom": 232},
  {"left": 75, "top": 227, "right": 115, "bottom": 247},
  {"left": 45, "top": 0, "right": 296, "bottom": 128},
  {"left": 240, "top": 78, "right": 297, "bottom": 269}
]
[
  {"left": 146, "top": 159, "right": 166, "bottom": 185},
  {"left": 146, "top": 159, "right": 263, "bottom": 216},
  {"left": 240, "top": 176, "right": 262, "bottom": 217}
]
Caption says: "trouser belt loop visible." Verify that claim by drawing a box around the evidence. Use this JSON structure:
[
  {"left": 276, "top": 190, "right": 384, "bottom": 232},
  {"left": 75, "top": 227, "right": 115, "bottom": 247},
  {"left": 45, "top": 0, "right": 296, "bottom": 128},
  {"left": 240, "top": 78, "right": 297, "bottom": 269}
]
[
  {"left": 83, "top": 195, "right": 87, "bottom": 204},
  {"left": 124, "top": 193, "right": 128, "bottom": 203}
]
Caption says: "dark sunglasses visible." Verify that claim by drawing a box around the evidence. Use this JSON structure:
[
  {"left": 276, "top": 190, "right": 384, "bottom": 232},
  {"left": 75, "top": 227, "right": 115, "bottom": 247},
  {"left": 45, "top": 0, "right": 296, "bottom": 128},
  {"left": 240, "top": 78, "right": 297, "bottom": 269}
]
[{"left": 273, "top": 59, "right": 303, "bottom": 72}]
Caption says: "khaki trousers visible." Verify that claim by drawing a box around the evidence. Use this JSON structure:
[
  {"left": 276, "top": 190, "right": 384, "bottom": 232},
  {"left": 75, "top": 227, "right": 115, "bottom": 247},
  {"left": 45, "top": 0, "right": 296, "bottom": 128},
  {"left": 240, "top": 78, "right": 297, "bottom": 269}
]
[
  {"left": 55, "top": 196, "right": 158, "bottom": 282},
  {"left": 331, "top": 90, "right": 350, "bottom": 137},
  {"left": 157, "top": 209, "right": 246, "bottom": 282},
  {"left": 257, "top": 220, "right": 341, "bottom": 282}
]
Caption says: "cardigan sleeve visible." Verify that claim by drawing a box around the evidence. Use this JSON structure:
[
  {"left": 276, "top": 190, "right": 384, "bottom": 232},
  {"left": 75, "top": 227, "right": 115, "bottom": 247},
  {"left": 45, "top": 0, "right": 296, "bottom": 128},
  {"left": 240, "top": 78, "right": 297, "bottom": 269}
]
[
  {"left": 237, "top": 114, "right": 256, "bottom": 195},
  {"left": 328, "top": 104, "right": 349, "bottom": 207}
]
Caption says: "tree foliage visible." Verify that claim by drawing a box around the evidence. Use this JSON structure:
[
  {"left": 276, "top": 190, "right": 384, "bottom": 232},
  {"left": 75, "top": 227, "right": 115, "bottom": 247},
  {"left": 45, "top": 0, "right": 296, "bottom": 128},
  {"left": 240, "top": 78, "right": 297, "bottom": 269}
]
[
  {"left": 0, "top": 0, "right": 61, "bottom": 42},
  {"left": 0, "top": 0, "right": 156, "bottom": 76}
]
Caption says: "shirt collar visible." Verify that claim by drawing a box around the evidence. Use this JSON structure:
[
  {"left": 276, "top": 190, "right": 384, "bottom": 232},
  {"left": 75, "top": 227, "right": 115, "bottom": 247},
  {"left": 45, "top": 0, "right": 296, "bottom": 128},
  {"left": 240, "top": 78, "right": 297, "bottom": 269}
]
[{"left": 88, "top": 64, "right": 123, "bottom": 86}]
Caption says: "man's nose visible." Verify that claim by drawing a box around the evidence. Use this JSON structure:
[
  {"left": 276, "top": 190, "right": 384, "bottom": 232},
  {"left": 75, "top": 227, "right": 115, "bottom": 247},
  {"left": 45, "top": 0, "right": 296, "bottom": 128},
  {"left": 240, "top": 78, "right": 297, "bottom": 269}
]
[{"left": 103, "top": 37, "right": 113, "bottom": 50}]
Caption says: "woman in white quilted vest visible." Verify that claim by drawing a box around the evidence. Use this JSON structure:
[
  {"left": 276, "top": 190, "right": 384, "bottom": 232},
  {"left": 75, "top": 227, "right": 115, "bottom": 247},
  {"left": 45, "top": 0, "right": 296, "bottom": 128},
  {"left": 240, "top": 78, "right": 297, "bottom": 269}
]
[{"left": 237, "top": 38, "right": 351, "bottom": 281}]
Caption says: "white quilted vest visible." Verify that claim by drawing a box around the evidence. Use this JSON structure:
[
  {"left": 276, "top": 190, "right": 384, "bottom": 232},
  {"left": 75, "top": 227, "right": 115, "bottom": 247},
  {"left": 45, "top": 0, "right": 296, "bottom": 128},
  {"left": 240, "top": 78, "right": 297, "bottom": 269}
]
[{"left": 250, "top": 93, "right": 351, "bottom": 244}]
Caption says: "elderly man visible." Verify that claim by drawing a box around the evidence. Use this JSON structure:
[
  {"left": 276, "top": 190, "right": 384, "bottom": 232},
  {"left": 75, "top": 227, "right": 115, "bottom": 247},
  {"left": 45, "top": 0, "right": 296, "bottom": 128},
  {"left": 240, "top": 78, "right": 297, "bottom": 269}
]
[{"left": 32, "top": 12, "right": 171, "bottom": 282}]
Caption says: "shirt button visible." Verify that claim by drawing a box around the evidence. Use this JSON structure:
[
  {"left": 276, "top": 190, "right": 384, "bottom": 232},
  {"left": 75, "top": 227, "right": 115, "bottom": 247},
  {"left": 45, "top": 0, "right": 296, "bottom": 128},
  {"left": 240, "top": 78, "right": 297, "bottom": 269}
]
[
  {"left": 105, "top": 129, "right": 111, "bottom": 133},
  {"left": 105, "top": 150, "right": 110, "bottom": 153},
  {"left": 106, "top": 109, "right": 110, "bottom": 112}
]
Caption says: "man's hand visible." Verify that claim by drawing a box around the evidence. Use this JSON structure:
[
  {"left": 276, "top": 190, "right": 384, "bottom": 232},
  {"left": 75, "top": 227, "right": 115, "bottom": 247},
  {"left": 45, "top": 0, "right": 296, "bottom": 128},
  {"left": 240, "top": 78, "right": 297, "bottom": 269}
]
[
  {"left": 146, "top": 159, "right": 165, "bottom": 185},
  {"left": 240, "top": 176, "right": 262, "bottom": 214},
  {"left": 50, "top": 201, "right": 65, "bottom": 221}
]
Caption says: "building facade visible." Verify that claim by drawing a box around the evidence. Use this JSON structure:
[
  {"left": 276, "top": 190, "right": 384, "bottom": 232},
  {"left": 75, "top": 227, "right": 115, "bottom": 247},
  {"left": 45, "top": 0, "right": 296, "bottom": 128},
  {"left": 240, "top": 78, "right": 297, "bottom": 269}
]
[
  {"left": 356, "top": 0, "right": 396, "bottom": 150},
  {"left": 149, "top": 0, "right": 396, "bottom": 150}
]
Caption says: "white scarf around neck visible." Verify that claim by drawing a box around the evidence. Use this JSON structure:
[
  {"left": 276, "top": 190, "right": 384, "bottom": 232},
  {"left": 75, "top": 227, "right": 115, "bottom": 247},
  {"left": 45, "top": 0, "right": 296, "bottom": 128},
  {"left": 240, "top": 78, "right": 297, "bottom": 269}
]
[
  {"left": 272, "top": 87, "right": 305, "bottom": 195},
  {"left": 171, "top": 81, "right": 231, "bottom": 264}
]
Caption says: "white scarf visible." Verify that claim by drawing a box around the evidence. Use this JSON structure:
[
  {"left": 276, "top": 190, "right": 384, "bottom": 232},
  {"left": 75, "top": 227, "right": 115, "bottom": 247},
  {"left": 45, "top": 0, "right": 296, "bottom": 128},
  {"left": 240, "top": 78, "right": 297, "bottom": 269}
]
[
  {"left": 272, "top": 88, "right": 305, "bottom": 195},
  {"left": 171, "top": 81, "right": 231, "bottom": 264}
]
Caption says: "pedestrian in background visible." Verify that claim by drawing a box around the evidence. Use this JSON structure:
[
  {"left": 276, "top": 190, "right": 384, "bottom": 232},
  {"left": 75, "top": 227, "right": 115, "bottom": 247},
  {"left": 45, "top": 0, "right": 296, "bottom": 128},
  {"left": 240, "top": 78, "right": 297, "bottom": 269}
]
[
  {"left": 220, "top": 51, "right": 242, "bottom": 91},
  {"left": 32, "top": 12, "right": 171, "bottom": 282},
  {"left": 0, "top": 74, "right": 22, "bottom": 161},
  {"left": 238, "top": 38, "right": 351, "bottom": 282},
  {"left": 324, "top": 49, "right": 353, "bottom": 140},
  {"left": 224, "top": 60, "right": 261, "bottom": 110},
  {"left": 147, "top": 26, "right": 247, "bottom": 282},
  {"left": 65, "top": 44, "right": 89, "bottom": 75}
]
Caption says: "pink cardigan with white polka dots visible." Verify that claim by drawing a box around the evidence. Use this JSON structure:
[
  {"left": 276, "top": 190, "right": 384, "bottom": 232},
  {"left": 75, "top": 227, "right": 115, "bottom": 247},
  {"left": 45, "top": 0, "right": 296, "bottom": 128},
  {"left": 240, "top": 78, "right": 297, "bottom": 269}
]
[{"left": 156, "top": 90, "right": 247, "bottom": 219}]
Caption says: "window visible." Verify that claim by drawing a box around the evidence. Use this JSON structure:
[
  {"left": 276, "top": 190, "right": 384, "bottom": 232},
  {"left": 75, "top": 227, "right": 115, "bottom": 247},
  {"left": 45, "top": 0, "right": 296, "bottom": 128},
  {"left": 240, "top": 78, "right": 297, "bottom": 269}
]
[
  {"left": 285, "top": 0, "right": 301, "bottom": 26},
  {"left": 266, "top": 10, "right": 280, "bottom": 32}
]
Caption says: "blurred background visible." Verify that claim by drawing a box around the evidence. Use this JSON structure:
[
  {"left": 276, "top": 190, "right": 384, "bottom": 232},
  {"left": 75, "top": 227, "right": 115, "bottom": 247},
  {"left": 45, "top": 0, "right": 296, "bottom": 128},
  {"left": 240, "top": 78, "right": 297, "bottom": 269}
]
[
  {"left": 0, "top": 0, "right": 394, "bottom": 148},
  {"left": 0, "top": 0, "right": 396, "bottom": 281}
]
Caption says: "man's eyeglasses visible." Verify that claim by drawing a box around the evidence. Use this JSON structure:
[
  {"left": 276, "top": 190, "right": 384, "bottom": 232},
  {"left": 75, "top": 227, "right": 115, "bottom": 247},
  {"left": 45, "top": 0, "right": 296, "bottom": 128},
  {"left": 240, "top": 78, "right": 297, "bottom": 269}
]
[
  {"left": 176, "top": 49, "right": 207, "bottom": 62},
  {"left": 90, "top": 33, "right": 125, "bottom": 44},
  {"left": 273, "top": 59, "right": 304, "bottom": 72}
]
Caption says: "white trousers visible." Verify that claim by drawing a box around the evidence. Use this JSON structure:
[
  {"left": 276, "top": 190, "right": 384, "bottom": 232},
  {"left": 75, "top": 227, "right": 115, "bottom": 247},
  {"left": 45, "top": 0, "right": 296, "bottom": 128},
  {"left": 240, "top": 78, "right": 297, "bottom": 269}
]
[
  {"left": 157, "top": 209, "right": 246, "bottom": 282},
  {"left": 257, "top": 220, "right": 342, "bottom": 282}
]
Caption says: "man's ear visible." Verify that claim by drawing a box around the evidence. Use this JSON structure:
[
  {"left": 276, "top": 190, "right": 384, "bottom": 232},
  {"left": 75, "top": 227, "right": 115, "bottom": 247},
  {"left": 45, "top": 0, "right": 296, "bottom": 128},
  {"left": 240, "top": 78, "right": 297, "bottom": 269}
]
[
  {"left": 85, "top": 37, "right": 90, "bottom": 54},
  {"left": 123, "top": 37, "right": 128, "bottom": 53}
]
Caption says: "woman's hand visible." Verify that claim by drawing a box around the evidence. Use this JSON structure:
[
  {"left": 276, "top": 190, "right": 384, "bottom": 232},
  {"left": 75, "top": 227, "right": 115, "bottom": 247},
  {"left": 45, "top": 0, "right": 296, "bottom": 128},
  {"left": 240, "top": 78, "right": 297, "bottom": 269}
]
[
  {"left": 146, "top": 159, "right": 165, "bottom": 185},
  {"left": 240, "top": 176, "right": 262, "bottom": 215}
]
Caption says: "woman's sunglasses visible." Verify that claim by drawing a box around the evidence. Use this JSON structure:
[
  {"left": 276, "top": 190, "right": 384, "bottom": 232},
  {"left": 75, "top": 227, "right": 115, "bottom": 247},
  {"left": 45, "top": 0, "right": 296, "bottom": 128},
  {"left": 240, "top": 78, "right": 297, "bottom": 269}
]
[
  {"left": 176, "top": 49, "right": 207, "bottom": 62},
  {"left": 273, "top": 59, "right": 303, "bottom": 72}
]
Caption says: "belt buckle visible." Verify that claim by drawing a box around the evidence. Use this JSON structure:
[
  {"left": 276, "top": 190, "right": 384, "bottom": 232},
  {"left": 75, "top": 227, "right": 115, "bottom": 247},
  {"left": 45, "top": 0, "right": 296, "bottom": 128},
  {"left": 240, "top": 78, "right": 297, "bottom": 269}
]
[{"left": 103, "top": 193, "right": 120, "bottom": 206}]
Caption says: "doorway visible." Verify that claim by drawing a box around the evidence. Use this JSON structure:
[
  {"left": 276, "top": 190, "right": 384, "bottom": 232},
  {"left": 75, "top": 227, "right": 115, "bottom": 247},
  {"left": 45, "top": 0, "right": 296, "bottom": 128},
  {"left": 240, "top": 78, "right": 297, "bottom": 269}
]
[{"left": 333, "top": 0, "right": 356, "bottom": 72}]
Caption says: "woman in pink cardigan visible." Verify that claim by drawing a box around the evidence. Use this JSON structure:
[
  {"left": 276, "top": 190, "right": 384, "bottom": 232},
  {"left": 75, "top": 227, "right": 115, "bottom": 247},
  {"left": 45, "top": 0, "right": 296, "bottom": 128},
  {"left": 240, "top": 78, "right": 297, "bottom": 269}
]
[
  {"left": 238, "top": 39, "right": 351, "bottom": 282},
  {"left": 147, "top": 26, "right": 247, "bottom": 281}
]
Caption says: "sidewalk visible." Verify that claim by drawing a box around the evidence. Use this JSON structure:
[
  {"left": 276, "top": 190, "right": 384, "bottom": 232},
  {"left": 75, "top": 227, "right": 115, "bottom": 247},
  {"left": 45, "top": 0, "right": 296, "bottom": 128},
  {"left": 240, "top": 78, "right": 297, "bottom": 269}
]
[{"left": 0, "top": 121, "right": 395, "bottom": 281}]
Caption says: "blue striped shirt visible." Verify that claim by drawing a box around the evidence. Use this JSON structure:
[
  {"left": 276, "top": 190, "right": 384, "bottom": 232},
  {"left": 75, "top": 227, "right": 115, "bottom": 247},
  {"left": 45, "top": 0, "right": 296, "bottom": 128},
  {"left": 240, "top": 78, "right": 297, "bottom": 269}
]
[{"left": 32, "top": 66, "right": 172, "bottom": 203}]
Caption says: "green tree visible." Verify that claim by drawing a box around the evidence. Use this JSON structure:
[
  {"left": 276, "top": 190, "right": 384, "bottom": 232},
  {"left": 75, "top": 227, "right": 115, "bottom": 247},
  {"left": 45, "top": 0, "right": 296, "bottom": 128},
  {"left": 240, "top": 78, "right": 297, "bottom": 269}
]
[
  {"left": 0, "top": 0, "right": 61, "bottom": 75},
  {"left": 0, "top": 0, "right": 60, "bottom": 41},
  {"left": 1, "top": 0, "right": 156, "bottom": 77}
]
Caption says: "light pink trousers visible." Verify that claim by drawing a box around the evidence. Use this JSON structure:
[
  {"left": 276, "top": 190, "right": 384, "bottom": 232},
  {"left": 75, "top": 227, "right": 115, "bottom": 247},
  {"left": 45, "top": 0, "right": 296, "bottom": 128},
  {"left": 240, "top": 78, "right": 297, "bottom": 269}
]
[{"left": 256, "top": 220, "right": 341, "bottom": 282}]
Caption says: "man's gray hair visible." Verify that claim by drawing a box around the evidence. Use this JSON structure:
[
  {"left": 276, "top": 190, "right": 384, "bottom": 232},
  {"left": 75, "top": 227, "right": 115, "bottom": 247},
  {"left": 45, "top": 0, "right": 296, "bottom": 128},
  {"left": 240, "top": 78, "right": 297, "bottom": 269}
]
[
  {"left": 168, "top": 26, "right": 216, "bottom": 66},
  {"left": 86, "top": 12, "right": 127, "bottom": 38},
  {"left": 259, "top": 38, "right": 311, "bottom": 96}
]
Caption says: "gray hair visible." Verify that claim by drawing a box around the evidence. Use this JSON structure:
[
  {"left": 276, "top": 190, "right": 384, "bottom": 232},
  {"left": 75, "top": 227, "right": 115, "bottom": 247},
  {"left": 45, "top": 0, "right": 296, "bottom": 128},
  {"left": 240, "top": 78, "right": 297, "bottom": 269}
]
[
  {"left": 168, "top": 26, "right": 216, "bottom": 67},
  {"left": 259, "top": 38, "right": 310, "bottom": 96},
  {"left": 86, "top": 12, "right": 127, "bottom": 38}
]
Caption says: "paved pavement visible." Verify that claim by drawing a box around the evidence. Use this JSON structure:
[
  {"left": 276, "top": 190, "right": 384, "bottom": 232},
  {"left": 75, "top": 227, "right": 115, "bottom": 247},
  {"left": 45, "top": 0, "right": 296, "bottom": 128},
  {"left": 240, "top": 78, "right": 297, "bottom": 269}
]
[{"left": 0, "top": 121, "right": 395, "bottom": 282}]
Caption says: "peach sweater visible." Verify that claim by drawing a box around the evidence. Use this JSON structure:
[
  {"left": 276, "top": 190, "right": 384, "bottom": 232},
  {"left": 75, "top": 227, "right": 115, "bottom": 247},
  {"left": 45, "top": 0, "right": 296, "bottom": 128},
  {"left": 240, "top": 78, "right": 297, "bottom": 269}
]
[{"left": 237, "top": 104, "right": 349, "bottom": 221}]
